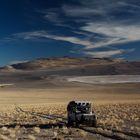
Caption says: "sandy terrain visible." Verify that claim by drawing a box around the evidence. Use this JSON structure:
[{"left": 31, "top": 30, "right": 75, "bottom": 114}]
[
  {"left": 0, "top": 71, "right": 139, "bottom": 139},
  {"left": 0, "top": 92, "right": 139, "bottom": 140},
  {"left": 0, "top": 82, "right": 140, "bottom": 106}
]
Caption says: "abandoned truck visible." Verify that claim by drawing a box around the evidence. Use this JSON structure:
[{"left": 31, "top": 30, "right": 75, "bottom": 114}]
[{"left": 67, "top": 101, "right": 97, "bottom": 127}]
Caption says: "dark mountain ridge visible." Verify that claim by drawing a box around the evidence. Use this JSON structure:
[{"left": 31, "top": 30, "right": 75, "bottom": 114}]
[{"left": 0, "top": 57, "right": 140, "bottom": 75}]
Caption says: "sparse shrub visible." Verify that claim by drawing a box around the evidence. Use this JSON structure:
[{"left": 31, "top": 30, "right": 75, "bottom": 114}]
[
  {"left": 78, "top": 129, "right": 87, "bottom": 137},
  {"left": 0, "top": 134, "right": 10, "bottom": 140},
  {"left": 0, "top": 103, "right": 139, "bottom": 139},
  {"left": 8, "top": 129, "right": 16, "bottom": 138},
  {"left": 52, "top": 136, "right": 64, "bottom": 140},
  {"left": 33, "top": 127, "right": 40, "bottom": 134},
  {"left": 1, "top": 127, "right": 8, "bottom": 131},
  {"left": 53, "top": 131, "right": 58, "bottom": 137},
  {"left": 28, "top": 134, "right": 36, "bottom": 140},
  {"left": 9, "top": 132, "right": 16, "bottom": 138},
  {"left": 61, "top": 126, "right": 69, "bottom": 135}
]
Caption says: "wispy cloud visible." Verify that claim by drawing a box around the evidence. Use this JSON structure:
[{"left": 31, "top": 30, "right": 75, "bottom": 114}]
[
  {"left": 1, "top": 22, "right": 137, "bottom": 58},
  {"left": 44, "top": 12, "right": 60, "bottom": 23},
  {"left": 41, "top": 8, "right": 63, "bottom": 24},
  {"left": 14, "top": 31, "right": 121, "bottom": 51},
  {"left": 118, "top": 1, "right": 140, "bottom": 10},
  {"left": 1, "top": 0, "right": 140, "bottom": 58},
  {"left": 14, "top": 31, "right": 95, "bottom": 48},
  {"left": 62, "top": 5, "right": 106, "bottom": 17},
  {"left": 9, "top": 60, "right": 29, "bottom": 65},
  {"left": 83, "top": 50, "right": 124, "bottom": 58},
  {"left": 82, "top": 23, "right": 140, "bottom": 40},
  {"left": 11, "top": 30, "right": 135, "bottom": 58},
  {"left": 62, "top": 0, "right": 140, "bottom": 21},
  {"left": 81, "top": 23, "right": 140, "bottom": 49},
  {"left": 83, "top": 49, "right": 134, "bottom": 58}
]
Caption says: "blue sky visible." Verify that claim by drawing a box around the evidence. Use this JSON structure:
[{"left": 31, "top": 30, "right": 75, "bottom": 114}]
[{"left": 0, "top": 0, "right": 140, "bottom": 66}]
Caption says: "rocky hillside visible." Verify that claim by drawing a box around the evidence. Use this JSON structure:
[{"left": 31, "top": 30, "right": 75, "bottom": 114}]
[
  {"left": 11, "top": 57, "right": 124, "bottom": 70},
  {"left": 0, "top": 66, "right": 16, "bottom": 72},
  {"left": 0, "top": 57, "right": 140, "bottom": 75}
]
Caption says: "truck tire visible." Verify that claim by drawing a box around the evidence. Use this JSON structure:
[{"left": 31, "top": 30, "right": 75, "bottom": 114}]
[
  {"left": 92, "top": 119, "right": 97, "bottom": 127},
  {"left": 67, "top": 118, "right": 74, "bottom": 127}
]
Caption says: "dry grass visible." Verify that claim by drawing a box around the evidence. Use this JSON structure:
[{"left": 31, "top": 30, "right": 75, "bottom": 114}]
[
  {"left": 95, "top": 104, "right": 140, "bottom": 132},
  {"left": 0, "top": 103, "right": 139, "bottom": 139}
]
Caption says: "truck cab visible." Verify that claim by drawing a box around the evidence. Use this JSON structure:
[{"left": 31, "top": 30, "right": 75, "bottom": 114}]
[{"left": 67, "top": 101, "right": 96, "bottom": 127}]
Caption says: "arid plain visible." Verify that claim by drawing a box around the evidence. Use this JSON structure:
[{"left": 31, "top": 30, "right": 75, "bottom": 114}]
[{"left": 0, "top": 58, "right": 139, "bottom": 140}]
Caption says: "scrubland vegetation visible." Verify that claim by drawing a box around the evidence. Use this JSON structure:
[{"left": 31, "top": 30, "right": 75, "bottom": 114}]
[{"left": 0, "top": 103, "right": 139, "bottom": 140}]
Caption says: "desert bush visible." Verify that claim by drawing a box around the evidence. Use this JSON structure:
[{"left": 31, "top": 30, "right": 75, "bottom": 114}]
[
  {"left": 0, "top": 103, "right": 139, "bottom": 139},
  {"left": 28, "top": 134, "right": 36, "bottom": 140}
]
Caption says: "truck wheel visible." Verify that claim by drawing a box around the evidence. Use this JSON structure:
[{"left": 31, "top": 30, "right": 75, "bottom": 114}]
[
  {"left": 67, "top": 119, "right": 74, "bottom": 127},
  {"left": 75, "top": 121, "right": 80, "bottom": 127},
  {"left": 92, "top": 119, "right": 97, "bottom": 127}
]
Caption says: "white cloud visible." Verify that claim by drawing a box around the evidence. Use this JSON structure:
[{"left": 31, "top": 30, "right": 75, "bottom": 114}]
[
  {"left": 13, "top": 27, "right": 137, "bottom": 58},
  {"left": 53, "top": 0, "right": 140, "bottom": 51},
  {"left": 16, "top": 30, "right": 124, "bottom": 51},
  {"left": 15, "top": 31, "right": 97, "bottom": 49},
  {"left": 118, "top": 1, "right": 140, "bottom": 10},
  {"left": 82, "top": 23, "right": 140, "bottom": 40},
  {"left": 10, "top": 60, "right": 29, "bottom": 65},
  {"left": 83, "top": 50, "right": 124, "bottom": 58},
  {"left": 83, "top": 48, "right": 135, "bottom": 58},
  {"left": 62, "top": 0, "right": 140, "bottom": 19},
  {"left": 81, "top": 23, "right": 140, "bottom": 49},
  {"left": 63, "top": 5, "right": 106, "bottom": 17},
  {"left": 44, "top": 12, "right": 60, "bottom": 23},
  {"left": 14, "top": 30, "right": 124, "bottom": 50},
  {"left": 1, "top": 0, "right": 139, "bottom": 59}
]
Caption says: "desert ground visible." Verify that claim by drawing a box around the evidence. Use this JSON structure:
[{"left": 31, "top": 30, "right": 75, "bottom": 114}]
[
  {"left": 0, "top": 58, "right": 140, "bottom": 139},
  {"left": 0, "top": 73, "right": 139, "bottom": 140},
  {"left": 0, "top": 82, "right": 140, "bottom": 105}
]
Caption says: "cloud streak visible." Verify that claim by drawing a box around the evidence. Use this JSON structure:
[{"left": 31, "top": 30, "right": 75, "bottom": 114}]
[
  {"left": 83, "top": 49, "right": 134, "bottom": 58},
  {"left": 37, "top": 0, "right": 140, "bottom": 58},
  {"left": 12, "top": 30, "right": 134, "bottom": 57},
  {"left": 1, "top": 0, "right": 140, "bottom": 58},
  {"left": 62, "top": 5, "right": 106, "bottom": 17},
  {"left": 14, "top": 31, "right": 95, "bottom": 48},
  {"left": 81, "top": 23, "right": 140, "bottom": 49}
]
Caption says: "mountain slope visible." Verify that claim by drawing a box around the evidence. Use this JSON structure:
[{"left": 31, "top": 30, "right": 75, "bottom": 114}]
[{"left": 0, "top": 57, "right": 140, "bottom": 75}]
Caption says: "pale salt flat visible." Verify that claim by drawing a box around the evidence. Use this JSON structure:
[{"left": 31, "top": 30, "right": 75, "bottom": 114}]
[{"left": 67, "top": 75, "right": 140, "bottom": 84}]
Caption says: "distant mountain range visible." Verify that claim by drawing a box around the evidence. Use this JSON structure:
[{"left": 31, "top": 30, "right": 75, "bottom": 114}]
[{"left": 0, "top": 57, "right": 140, "bottom": 75}]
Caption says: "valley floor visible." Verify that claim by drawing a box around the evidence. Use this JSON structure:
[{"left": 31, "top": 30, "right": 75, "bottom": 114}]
[
  {"left": 0, "top": 82, "right": 140, "bottom": 106},
  {"left": 0, "top": 80, "right": 139, "bottom": 139}
]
